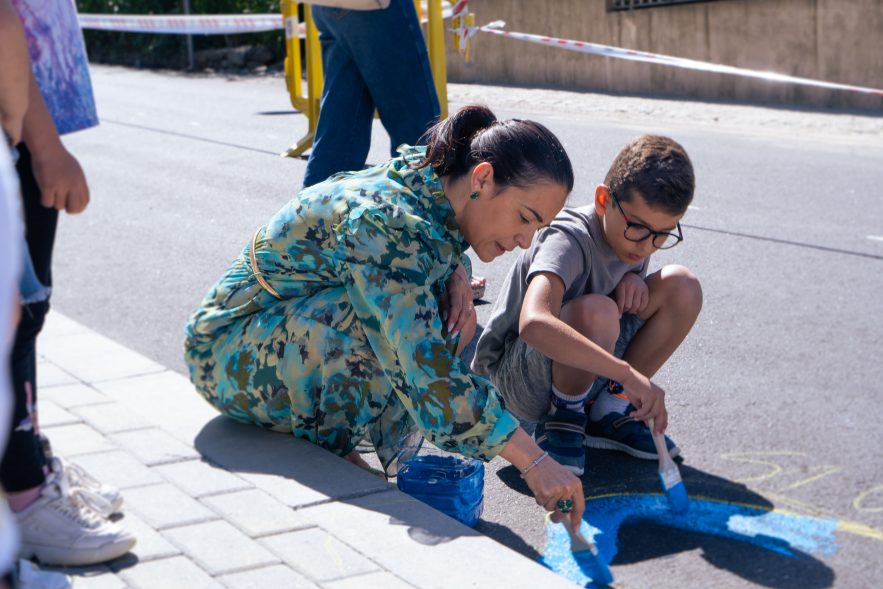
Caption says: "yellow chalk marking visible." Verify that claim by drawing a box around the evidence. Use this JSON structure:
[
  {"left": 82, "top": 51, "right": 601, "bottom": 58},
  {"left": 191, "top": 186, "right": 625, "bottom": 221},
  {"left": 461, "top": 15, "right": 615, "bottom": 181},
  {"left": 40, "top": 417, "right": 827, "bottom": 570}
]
[{"left": 853, "top": 485, "right": 883, "bottom": 513}]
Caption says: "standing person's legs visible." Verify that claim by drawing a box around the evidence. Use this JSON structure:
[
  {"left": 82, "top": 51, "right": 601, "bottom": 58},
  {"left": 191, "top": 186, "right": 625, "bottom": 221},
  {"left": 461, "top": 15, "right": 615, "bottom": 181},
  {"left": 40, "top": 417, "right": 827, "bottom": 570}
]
[
  {"left": 1, "top": 145, "right": 135, "bottom": 566},
  {"left": 332, "top": 0, "right": 439, "bottom": 155},
  {"left": 303, "top": 7, "right": 377, "bottom": 188},
  {"left": 1, "top": 144, "right": 56, "bottom": 496}
]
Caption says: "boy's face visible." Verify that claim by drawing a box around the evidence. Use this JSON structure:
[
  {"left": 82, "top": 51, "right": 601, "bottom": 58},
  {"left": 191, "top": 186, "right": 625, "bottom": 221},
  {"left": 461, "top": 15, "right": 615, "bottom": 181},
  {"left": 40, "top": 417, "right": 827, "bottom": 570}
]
[{"left": 595, "top": 186, "right": 685, "bottom": 265}]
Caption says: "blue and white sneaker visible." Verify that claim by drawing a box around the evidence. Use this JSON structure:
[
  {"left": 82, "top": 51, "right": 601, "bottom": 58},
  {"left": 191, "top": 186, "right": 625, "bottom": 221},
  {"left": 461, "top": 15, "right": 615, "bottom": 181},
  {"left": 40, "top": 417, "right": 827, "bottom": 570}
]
[
  {"left": 534, "top": 408, "right": 587, "bottom": 476},
  {"left": 585, "top": 403, "right": 681, "bottom": 461}
]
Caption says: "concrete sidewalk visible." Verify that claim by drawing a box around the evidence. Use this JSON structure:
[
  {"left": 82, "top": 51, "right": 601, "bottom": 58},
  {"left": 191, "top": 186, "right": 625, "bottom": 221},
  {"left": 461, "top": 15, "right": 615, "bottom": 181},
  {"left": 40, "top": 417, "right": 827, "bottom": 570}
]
[{"left": 35, "top": 312, "right": 574, "bottom": 588}]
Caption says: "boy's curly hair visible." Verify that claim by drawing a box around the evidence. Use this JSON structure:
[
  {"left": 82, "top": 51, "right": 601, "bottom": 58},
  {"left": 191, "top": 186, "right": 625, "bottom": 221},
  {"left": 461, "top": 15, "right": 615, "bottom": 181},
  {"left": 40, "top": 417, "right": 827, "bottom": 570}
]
[{"left": 604, "top": 135, "right": 695, "bottom": 215}]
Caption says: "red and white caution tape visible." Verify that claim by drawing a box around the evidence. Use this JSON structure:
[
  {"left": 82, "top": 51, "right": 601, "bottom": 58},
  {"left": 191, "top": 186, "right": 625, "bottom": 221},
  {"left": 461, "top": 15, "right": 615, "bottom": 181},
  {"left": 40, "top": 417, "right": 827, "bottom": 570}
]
[
  {"left": 466, "top": 20, "right": 883, "bottom": 97},
  {"left": 79, "top": 14, "right": 282, "bottom": 35},
  {"left": 451, "top": 0, "right": 468, "bottom": 19}
]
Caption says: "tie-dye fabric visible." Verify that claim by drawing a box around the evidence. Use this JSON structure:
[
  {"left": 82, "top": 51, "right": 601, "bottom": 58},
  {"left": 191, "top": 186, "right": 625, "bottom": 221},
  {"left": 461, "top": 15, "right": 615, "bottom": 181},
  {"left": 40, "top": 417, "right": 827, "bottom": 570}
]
[
  {"left": 184, "top": 146, "right": 518, "bottom": 475},
  {"left": 11, "top": 0, "right": 98, "bottom": 135}
]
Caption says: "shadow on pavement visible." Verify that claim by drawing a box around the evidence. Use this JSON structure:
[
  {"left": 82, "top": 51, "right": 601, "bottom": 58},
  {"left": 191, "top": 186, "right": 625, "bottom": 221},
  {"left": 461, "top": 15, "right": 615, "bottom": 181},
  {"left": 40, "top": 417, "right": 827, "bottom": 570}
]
[
  {"left": 496, "top": 450, "right": 836, "bottom": 589},
  {"left": 193, "top": 416, "right": 478, "bottom": 547}
]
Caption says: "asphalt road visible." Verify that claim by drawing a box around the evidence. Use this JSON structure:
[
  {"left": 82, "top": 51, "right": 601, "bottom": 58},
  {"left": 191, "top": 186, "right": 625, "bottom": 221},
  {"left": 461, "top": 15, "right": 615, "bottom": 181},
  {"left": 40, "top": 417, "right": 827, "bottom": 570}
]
[{"left": 53, "top": 66, "right": 883, "bottom": 588}]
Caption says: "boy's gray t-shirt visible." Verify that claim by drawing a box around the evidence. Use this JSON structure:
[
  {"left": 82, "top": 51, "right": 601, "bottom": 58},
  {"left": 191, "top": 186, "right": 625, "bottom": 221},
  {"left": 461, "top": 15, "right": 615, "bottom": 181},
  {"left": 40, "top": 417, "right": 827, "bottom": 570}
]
[{"left": 472, "top": 206, "right": 648, "bottom": 378}]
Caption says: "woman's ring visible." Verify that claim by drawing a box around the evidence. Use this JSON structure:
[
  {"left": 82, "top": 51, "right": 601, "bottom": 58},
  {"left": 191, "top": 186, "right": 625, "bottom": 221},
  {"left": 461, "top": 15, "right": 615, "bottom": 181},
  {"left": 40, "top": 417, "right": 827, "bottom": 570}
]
[{"left": 556, "top": 498, "right": 573, "bottom": 513}]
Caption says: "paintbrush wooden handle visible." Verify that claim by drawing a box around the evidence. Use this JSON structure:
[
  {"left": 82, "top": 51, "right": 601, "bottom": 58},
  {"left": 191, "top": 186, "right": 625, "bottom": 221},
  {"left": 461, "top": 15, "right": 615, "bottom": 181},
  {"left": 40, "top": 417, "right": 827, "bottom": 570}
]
[{"left": 648, "top": 418, "right": 674, "bottom": 468}]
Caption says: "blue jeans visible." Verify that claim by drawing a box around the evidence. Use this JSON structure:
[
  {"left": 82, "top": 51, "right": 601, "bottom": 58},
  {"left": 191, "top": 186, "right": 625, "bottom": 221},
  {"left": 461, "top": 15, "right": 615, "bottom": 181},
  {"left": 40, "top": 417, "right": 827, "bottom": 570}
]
[{"left": 303, "top": 0, "right": 440, "bottom": 188}]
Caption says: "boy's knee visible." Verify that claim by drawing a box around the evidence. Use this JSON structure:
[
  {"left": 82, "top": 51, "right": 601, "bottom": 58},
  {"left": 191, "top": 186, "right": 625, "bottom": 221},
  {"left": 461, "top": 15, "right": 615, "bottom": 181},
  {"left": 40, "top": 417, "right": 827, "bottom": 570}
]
[
  {"left": 564, "top": 294, "right": 620, "bottom": 344},
  {"left": 661, "top": 265, "right": 703, "bottom": 315}
]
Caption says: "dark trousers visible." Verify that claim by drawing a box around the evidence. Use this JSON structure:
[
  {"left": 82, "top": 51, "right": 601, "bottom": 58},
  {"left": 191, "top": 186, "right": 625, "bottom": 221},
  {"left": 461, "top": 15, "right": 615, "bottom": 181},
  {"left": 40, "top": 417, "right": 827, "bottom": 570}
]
[
  {"left": 0, "top": 144, "right": 57, "bottom": 492},
  {"left": 303, "top": 0, "right": 440, "bottom": 187}
]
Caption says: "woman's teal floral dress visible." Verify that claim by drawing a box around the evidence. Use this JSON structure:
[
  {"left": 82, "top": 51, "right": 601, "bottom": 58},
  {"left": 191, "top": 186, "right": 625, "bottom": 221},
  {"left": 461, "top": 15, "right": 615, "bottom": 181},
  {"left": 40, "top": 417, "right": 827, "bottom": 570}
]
[{"left": 184, "top": 146, "right": 518, "bottom": 475}]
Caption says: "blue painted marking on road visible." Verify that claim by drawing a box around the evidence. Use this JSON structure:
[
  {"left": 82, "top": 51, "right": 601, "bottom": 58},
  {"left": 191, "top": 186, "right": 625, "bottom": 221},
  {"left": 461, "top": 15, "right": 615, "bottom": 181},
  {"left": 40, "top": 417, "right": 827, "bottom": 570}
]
[{"left": 540, "top": 494, "right": 840, "bottom": 587}]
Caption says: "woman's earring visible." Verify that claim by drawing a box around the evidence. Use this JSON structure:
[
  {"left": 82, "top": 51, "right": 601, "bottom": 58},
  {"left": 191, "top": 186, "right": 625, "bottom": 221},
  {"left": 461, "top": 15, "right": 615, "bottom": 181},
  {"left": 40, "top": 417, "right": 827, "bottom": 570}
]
[{"left": 469, "top": 191, "right": 480, "bottom": 200}]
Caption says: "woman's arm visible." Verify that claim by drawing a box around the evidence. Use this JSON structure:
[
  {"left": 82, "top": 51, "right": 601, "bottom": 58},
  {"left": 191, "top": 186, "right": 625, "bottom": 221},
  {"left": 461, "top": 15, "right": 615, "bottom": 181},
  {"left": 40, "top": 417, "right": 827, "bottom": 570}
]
[
  {"left": 336, "top": 213, "right": 518, "bottom": 461},
  {"left": 20, "top": 69, "right": 89, "bottom": 214},
  {"left": 499, "top": 427, "right": 584, "bottom": 532}
]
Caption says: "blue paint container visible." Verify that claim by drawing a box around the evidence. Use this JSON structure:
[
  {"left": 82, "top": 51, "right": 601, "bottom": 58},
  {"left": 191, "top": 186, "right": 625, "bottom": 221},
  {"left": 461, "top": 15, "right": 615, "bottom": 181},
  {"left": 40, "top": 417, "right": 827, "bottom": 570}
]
[{"left": 397, "top": 455, "right": 484, "bottom": 528}]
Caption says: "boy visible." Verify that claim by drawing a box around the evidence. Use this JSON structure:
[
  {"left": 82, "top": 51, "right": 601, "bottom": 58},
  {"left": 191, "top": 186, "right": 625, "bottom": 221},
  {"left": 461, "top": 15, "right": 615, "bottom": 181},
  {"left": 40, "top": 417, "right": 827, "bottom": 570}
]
[{"left": 472, "top": 135, "right": 702, "bottom": 475}]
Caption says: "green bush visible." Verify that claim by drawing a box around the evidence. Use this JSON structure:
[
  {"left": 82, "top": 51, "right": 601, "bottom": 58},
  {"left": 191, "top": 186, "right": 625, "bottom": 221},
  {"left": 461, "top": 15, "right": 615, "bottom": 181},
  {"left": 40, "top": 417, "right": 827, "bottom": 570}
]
[{"left": 76, "top": 0, "right": 286, "bottom": 69}]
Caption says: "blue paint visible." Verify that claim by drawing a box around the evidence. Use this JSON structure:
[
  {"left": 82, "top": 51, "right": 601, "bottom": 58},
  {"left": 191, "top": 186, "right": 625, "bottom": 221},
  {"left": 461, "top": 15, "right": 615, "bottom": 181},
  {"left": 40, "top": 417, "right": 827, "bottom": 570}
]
[
  {"left": 540, "top": 494, "right": 840, "bottom": 587},
  {"left": 661, "top": 476, "right": 690, "bottom": 515}
]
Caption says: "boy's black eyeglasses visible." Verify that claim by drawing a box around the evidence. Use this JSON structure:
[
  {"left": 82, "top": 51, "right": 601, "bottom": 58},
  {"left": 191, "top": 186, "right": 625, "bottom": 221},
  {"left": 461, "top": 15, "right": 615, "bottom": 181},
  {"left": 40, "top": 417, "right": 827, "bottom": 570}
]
[{"left": 609, "top": 191, "right": 683, "bottom": 250}]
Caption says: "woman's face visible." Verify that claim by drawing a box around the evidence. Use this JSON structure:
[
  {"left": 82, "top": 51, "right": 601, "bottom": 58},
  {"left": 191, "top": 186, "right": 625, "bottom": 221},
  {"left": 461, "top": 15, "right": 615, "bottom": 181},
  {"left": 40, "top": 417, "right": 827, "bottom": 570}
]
[{"left": 462, "top": 181, "right": 568, "bottom": 263}]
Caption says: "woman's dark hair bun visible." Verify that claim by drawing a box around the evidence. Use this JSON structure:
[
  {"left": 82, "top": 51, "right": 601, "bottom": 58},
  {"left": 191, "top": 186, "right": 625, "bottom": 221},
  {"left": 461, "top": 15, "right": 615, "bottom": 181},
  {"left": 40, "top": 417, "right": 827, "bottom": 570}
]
[
  {"left": 418, "top": 105, "right": 574, "bottom": 195},
  {"left": 419, "top": 105, "right": 497, "bottom": 177}
]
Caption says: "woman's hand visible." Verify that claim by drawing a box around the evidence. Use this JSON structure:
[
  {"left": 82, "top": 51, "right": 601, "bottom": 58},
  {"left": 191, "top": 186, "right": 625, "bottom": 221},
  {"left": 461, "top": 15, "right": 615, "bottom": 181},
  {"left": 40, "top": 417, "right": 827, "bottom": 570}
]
[
  {"left": 523, "top": 456, "right": 585, "bottom": 532},
  {"left": 613, "top": 272, "right": 649, "bottom": 316},
  {"left": 620, "top": 368, "right": 668, "bottom": 434},
  {"left": 441, "top": 264, "right": 473, "bottom": 338}
]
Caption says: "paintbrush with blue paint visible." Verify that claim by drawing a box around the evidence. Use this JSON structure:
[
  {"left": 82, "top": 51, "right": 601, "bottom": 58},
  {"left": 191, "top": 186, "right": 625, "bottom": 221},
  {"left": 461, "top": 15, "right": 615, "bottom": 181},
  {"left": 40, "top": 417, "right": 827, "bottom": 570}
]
[
  {"left": 565, "top": 523, "right": 613, "bottom": 586},
  {"left": 649, "top": 417, "right": 689, "bottom": 514}
]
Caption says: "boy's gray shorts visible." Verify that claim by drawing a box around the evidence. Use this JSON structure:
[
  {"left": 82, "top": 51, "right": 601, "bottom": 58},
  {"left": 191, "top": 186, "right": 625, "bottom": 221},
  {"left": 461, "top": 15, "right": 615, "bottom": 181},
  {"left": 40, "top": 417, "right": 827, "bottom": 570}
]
[{"left": 491, "top": 313, "right": 645, "bottom": 426}]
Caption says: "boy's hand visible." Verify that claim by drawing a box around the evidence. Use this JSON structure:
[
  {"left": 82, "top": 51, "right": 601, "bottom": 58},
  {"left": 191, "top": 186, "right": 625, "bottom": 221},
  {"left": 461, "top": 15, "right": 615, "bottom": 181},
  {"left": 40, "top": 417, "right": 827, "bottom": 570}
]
[
  {"left": 31, "top": 143, "right": 90, "bottom": 214},
  {"left": 613, "top": 272, "right": 649, "bottom": 316},
  {"left": 440, "top": 263, "right": 472, "bottom": 338},
  {"left": 620, "top": 368, "right": 668, "bottom": 434}
]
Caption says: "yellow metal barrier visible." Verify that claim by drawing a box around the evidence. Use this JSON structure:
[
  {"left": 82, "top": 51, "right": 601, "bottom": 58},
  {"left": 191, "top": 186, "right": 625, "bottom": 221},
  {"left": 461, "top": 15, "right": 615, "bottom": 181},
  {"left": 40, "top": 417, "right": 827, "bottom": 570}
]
[
  {"left": 282, "top": 1, "right": 450, "bottom": 159},
  {"left": 281, "top": 0, "right": 324, "bottom": 158}
]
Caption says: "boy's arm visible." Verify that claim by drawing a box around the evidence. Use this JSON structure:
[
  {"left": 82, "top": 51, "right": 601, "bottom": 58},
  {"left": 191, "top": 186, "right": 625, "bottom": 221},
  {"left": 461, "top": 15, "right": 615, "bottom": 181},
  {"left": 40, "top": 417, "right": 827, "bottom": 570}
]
[
  {"left": 0, "top": 0, "right": 29, "bottom": 145},
  {"left": 21, "top": 69, "right": 89, "bottom": 213},
  {"left": 518, "top": 271, "right": 668, "bottom": 432}
]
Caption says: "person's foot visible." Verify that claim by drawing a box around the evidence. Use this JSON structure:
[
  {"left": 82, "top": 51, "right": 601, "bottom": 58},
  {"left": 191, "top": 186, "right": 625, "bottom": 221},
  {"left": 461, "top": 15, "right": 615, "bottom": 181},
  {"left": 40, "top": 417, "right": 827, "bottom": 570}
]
[
  {"left": 49, "top": 457, "right": 123, "bottom": 518},
  {"left": 13, "top": 559, "right": 71, "bottom": 589},
  {"left": 585, "top": 403, "right": 681, "bottom": 460},
  {"left": 470, "top": 275, "right": 487, "bottom": 301},
  {"left": 534, "top": 408, "right": 587, "bottom": 476},
  {"left": 15, "top": 472, "right": 136, "bottom": 566},
  {"left": 344, "top": 450, "right": 386, "bottom": 480}
]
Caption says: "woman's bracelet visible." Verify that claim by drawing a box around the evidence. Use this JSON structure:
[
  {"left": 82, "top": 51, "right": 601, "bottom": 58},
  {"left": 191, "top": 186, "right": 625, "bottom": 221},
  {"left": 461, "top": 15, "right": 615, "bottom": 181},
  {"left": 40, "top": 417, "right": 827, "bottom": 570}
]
[{"left": 519, "top": 451, "right": 549, "bottom": 479}]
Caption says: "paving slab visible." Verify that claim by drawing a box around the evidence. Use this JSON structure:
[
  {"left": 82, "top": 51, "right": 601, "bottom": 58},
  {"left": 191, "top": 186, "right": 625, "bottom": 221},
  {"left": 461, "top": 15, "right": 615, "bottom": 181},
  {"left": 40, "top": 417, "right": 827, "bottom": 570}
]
[
  {"left": 42, "top": 423, "right": 116, "bottom": 456},
  {"left": 70, "top": 402, "right": 152, "bottom": 434},
  {"left": 115, "top": 511, "right": 182, "bottom": 563},
  {"left": 38, "top": 400, "right": 82, "bottom": 427},
  {"left": 37, "top": 360, "right": 80, "bottom": 388},
  {"left": 217, "top": 565, "right": 319, "bottom": 589},
  {"left": 118, "top": 556, "right": 223, "bottom": 589},
  {"left": 39, "top": 382, "right": 112, "bottom": 409},
  {"left": 297, "top": 492, "right": 576, "bottom": 589},
  {"left": 92, "top": 371, "right": 219, "bottom": 444},
  {"left": 123, "top": 483, "right": 218, "bottom": 530},
  {"left": 38, "top": 330, "right": 165, "bottom": 383},
  {"left": 67, "top": 450, "right": 163, "bottom": 490},
  {"left": 154, "top": 460, "right": 252, "bottom": 498},
  {"left": 67, "top": 569, "right": 128, "bottom": 589},
  {"left": 324, "top": 571, "right": 416, "bottom": 589},
  {"left": 260, "top": 528, "right": 380, "bottom": 582},
  {"left": 109, "top": 428, "right": 200, "bottom": 466},
  {"left": 162, "top": 521, "right": 280, "bottom": 575},
  {"left": 200, "top": 489, "right": 312, "bottom": 538}
]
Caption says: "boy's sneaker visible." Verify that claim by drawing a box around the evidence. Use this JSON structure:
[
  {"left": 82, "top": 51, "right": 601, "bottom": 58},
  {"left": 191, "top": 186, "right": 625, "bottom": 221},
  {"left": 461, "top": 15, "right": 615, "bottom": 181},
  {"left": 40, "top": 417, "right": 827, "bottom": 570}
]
[
  {"left": 16, "top": 472, "right": 136, "bottom": 566},
  {"left": 585, "top": 404, "right": 681, "bottom": 460},
  {"left": 534, "top": 408, "right": 587, "bottom": 476},
  {"left": 49, "top": 457, "right": 123, "bottom": 518}
]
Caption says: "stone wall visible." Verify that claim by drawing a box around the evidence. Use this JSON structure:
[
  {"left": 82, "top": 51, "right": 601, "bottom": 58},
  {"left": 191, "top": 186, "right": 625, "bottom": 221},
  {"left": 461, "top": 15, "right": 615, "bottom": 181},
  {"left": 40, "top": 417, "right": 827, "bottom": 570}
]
[{"left": 444, "top": 0, "right": 883, "bottom": 110}]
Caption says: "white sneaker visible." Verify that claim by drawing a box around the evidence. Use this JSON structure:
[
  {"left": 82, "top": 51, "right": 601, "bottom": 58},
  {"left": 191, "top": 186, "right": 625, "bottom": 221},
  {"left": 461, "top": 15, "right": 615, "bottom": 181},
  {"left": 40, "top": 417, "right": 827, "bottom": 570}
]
[
  {"left": 13, "top": 559, "right": 71, "bottom": 589},
  {"left": 15, "top": 472, "right": 136, "bottom": 566},
  {"left": 49, "top": 458, "right": 123, "bottom": 518}
]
